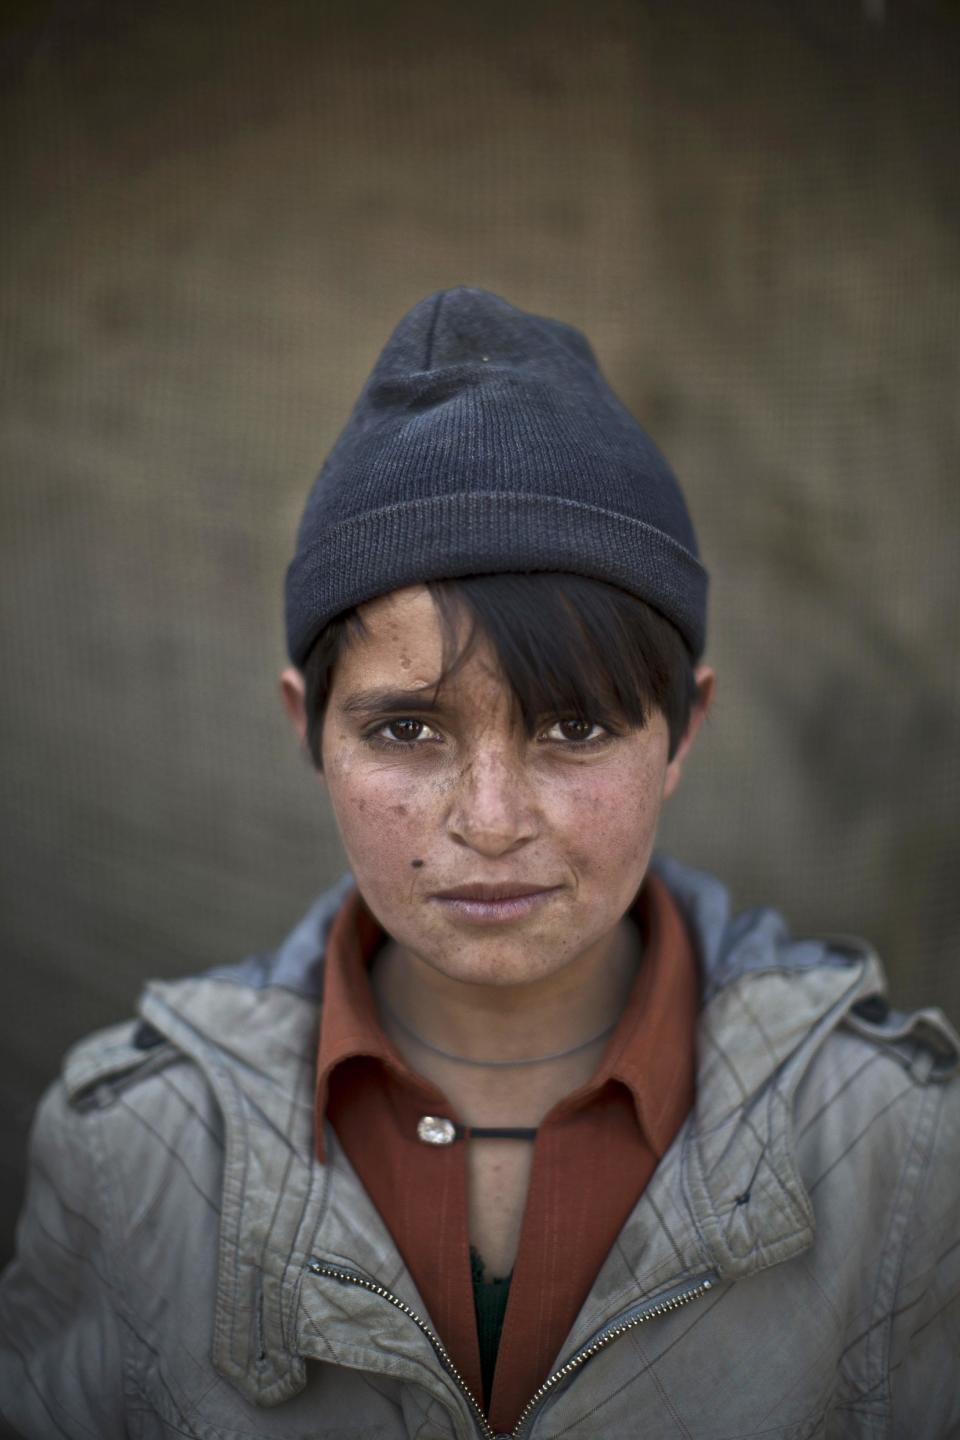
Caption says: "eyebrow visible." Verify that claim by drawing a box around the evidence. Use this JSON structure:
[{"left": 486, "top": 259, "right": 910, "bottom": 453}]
[{"left": 339, "top": 685, "right": 445, "bottom": 719}]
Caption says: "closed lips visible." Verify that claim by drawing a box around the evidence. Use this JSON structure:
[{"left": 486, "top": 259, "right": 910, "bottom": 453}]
[{"left": 433, "top": 883, "right": 560, "bottom": 900}]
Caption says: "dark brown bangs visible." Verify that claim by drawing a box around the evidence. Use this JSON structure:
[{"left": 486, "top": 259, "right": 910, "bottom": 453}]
[{"left": 427, "top": 574, "right": 696, "bottom": 754}]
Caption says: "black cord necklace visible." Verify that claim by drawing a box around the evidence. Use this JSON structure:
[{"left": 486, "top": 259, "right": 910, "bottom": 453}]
[{"left": 379, "top": 995, "right": 618, "bottom": 1069}]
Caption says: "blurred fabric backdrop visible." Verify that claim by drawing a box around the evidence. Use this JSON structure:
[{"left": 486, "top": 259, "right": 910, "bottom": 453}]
[{"left": 1, "top": 0, "right": 958, "bottom": 1266}]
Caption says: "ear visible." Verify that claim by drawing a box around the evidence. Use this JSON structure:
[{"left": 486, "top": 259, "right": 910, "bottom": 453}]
[
  {"left": 662, "top": 665, "right": 716, "bottom": 800},
  {"left": 279, "top": 666, "right": 310, "bottom": 747}
]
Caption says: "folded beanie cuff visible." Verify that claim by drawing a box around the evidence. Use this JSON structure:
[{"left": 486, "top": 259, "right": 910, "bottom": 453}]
[{"left": 285, "top": 490, "right": 708, "bottom": 666}]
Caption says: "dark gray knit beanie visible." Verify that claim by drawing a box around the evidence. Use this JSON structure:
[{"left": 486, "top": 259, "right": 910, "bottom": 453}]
[{"left": 286, "top": 287, "right": 707, "bottom": 664}]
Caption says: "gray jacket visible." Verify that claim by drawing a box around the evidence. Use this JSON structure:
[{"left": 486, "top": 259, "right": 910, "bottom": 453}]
[{"left": 2, "top": 857, "right": 959, "bottom": 1439}]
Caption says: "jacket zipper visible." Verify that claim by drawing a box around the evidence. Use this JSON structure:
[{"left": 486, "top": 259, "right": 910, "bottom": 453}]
[
  {"left": 308, "top": 1259, "right": 716, "bottom": 1439},
  {"left": 307, "top": 1260, "right": 496, "bottom": 1439},
  {"left": 509, "top": 1272, "right": 717, "bottom": 1435}
]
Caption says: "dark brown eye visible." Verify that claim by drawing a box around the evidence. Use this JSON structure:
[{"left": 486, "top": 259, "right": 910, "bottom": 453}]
[
  {"left": 377, "top": 718, "right": 445, "bottom": 746},
  {"left": 542, "top": 718, "right": 605, "bottom": 744},
  {"left": 386, "top": 719, "right": 426, "bottom": 742}
]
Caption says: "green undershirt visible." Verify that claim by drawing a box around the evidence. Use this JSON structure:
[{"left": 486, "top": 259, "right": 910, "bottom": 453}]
[{"left": 470, "top": 1245, "right": 513, "bottom": 1411}]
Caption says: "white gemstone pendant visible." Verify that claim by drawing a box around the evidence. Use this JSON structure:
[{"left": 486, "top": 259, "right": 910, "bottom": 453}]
[{"left": 417, "top": 1115, "right": 456, "bottom": 1146}]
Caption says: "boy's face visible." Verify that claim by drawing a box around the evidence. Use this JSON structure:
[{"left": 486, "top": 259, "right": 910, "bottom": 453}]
[{"left": 283, "top": 585, "right": 711, "bottom": 992}]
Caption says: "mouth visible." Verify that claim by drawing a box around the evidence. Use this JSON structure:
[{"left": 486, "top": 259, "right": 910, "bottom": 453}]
[{"left": 430, "top": 882, "right": 563, "bottom": 925}]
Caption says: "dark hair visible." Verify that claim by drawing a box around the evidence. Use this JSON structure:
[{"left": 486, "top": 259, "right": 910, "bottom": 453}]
[{"left": 302, "top": 573, "right": 699, "bottom": 768}]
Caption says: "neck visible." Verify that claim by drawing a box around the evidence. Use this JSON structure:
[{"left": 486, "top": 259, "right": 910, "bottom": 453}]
[{"left": 370, "top": 917, "right": 641, "bottom": 1121}]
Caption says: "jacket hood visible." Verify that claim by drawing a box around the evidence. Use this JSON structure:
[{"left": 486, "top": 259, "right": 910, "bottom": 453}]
[{"left": 126, "top": 856, "right": 958, "bottom": 1409}]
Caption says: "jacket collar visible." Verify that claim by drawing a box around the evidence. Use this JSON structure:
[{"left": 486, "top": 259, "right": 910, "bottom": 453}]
[
  {"left": 559, "top": 943, "right": 881, "bottom": 1358},
  {"left": 136, "top": 855, "right": 947, "bottom": 1408}
]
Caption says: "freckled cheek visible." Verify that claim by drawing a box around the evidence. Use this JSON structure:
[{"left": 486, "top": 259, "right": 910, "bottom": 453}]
[
  {"left": 555, "top": 769, "right": 664, "bottom": 879},
  {"left": 327, "top": 772, "right": 439, "bottom": 889}
]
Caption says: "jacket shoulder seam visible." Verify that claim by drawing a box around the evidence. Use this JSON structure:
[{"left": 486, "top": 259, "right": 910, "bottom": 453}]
[
  {"left": 841, "top": 1017, "right": 959, "bottom": 1086},
  {"left": 63, "top": 1020, "right": 182, "bottom": 1108}
]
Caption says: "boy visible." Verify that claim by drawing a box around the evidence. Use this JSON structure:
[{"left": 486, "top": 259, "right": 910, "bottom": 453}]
[{"left": 1, "top": 287, "right": 958, "bottom": 1438}]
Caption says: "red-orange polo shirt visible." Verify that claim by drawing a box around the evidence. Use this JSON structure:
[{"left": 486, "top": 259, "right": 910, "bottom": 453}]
[{"left": 315, "top": 873, "right": 699, "bottom": 1434}]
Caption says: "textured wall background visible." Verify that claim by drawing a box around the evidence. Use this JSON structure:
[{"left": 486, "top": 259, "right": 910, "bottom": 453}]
[{"left": 1, "top": 0, "right": 958, "bottom": 1265}]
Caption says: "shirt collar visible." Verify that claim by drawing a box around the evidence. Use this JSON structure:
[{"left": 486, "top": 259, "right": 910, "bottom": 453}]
[
  {"left": 584, "top": 873, "right": 699, "bottom": 1156},
  {"left": 314, "top": 891, "right": 437, "bottom": 1161}
]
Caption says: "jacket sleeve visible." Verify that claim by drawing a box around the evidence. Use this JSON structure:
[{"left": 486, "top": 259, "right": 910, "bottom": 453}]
[
  {"left": 0, "top": 1079, "right": 129, "bottom": 1440},
  {"left": 888, "top": 1075, "right": 960, "bottom": 1436}
]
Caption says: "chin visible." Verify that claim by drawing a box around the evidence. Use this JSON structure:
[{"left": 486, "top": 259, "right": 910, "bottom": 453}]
[
  {"left": 422, "top": 938, "right": 571, "bottom": 990},
  {"left": 435, "top": 964, "right": 556, "bottom": 991}
]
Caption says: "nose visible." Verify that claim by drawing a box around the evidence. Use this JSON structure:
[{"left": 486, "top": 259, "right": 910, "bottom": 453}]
[{"left": 446, "top": 747, "right": 540, "bottom": 857}]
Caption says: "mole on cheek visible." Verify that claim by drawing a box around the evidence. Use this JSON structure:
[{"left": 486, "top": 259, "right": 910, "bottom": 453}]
[
  {"left": 411, "top": 859, "right": 424, "bottom": 869},
  {"left": 392, "top": 804, "right": 408, "bottom": 816}
]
